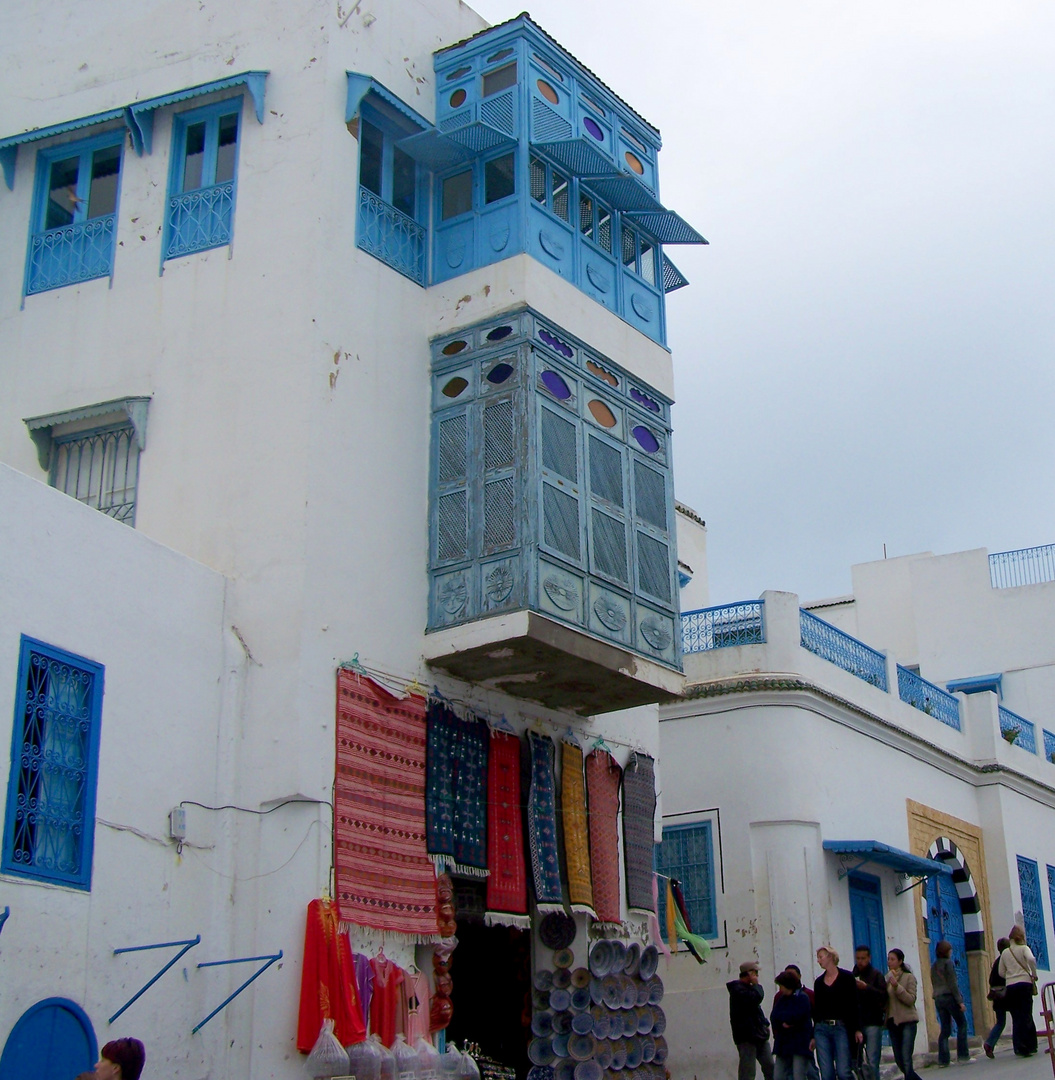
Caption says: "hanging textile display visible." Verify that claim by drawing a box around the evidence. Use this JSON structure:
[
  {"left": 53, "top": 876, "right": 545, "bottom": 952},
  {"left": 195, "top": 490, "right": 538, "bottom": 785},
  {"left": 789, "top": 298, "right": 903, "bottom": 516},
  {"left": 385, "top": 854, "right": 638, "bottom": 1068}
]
[
  {"left": 585, "top": 748, "right": 622, "bottom": 924},
  {"left": 622, "top": 752, "right": 657, "bottom": 913},
  {"left": 334, "top": 672, "right": 439, "bottom": 937},
  {"left": 369, "top": 953, "right": 405, "bottom": 1048},
  {"left": 527, "top": 731, "right": 564, "bottom": 911},
  {"left": 485, "top": 728, "right": 529, "bottom": 926},
  {"left": 296, "top": 898, "right": 367, "bottom": 1052},
  {"left": 426, "top": 700, "right": 490, "bottom": 875},
  {"left": 560, "top": 740, "right": 595, "bottom": 916},
  {"left": 671, "top": 877, "right": 710, "bottom": 962}
]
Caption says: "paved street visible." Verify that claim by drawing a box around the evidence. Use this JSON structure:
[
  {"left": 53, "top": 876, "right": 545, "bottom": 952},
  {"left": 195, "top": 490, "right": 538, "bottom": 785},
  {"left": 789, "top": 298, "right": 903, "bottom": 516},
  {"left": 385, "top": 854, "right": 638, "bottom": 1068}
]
[{"left": 879, "top": 1045, "right": 1054, "bottom": 1080}]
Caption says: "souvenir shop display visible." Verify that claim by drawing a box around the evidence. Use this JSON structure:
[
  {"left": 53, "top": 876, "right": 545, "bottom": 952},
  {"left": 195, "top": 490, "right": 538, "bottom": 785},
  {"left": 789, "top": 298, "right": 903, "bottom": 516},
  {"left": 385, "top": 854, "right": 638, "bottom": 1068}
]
[{"left": 305, "top": 1019, "right": 350, "bottom": 1078}]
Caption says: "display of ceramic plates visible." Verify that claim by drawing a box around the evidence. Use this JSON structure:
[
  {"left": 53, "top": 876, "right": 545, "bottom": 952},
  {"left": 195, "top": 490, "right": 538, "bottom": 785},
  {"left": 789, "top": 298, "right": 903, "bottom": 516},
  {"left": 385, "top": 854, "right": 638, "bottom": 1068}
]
[
  {"left": 527, "top": 1067, "right": 554, "bottom": 1080},
  {"left": 590, "top": 977, "right": 605, "bottom": 1006},
  {"left": 534, "top": 970, "right": 555, "bottom": 991},
  {"left": 636, "top": 1006, "right": 653, "bottom": 1035},
  {"left": 647, "top": 976, "right": 664, "bottom": 1004},
  {"left": 635, "top": 981, "right": 650, "bottom": 1007},
  {"left": 553, "top": 947, "right": 575, "bottom": 970},
  {"left": 601, "top": 975, "right": 622, "bottom": 1009},
  {"left": 532, "top": 1011, "right": 555, "bottom": 1037},
  {"left": 589, "top": 940, "right": 614, "bottom": 978},
  {"left": 552, "top": 968, "right": 572, "bottom": 990},
  {"left": 590, "top": 1008, "right": 611, "bottom": 1040},
  {"left": 641, "top": 1034, "right": 656, "bottom": 1063},
  {"left": 570, "top": 986, "right": 592, "bottom": 1012},
  {"left": 552, "top": 1033, "right": 570, "bottom": 1059},
  {"left": 652, "top": 1036, "right": 668, "bottom": 1065},
  {"left": 571, "top": 966, "right": 591, "bottom": 988},
  {"left": 575, "top": 1060, "right": 603, "bottom": 1080},
  {"left": 609, "top": 1041, "right": 627, "bottom": 1070},
  {"left": 552, "top": 1011, "right": 573, "bottom": 1035},
  {"left": 571, "top": 1011, "right": 594, "bottom": 1035},
  {"left": 555, "top": 1062, "right": 576, "bottom": 1080},
  {"left": 608, "top": 939, "right": 627, "bottom": 970},
  {"left": 651, "top": 1007, "right": 666, "bottom": 1035},
  {"left": 623, "top": 942, "right": 641, "bottom": 977},
  {"left": 568, "top": 1033, "right": 596, "bottom": 1062},
  {"left": 550, "top": 988, "right": 572, "bottom": 1012},
  {"left": 621, "top": 979, "right": 638, "bottom": 1010},
  {"left": 533, "top": 989, "right": 551, "bottom": 1010},
  {"left": 638, "top": 945, "right": 659, "bottom": 981},
  {"left": 622, "top": 1010, "right": 638, "bottom": 1037},
  {"left": 595, "top": 1044, "right": 613, "bottom": 1071},
  {"left": 540, "top": 912, "right": 577, "bottom": 951},
  {"left": 529, "top": 1039, "right": 556, "bottom": 1067}
]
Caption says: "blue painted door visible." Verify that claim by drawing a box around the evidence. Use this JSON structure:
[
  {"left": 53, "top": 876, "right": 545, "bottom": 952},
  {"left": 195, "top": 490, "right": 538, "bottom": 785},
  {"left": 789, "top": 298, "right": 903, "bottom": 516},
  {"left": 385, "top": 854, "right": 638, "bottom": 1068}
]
[
  {"left": 849, "top": 871, "right": 886, "bottom": 963},
  {"left": 926, "top": 872, "right": 974, "bottom": 1034},
  {"left": 0, "top": 998, "right": 97, "bottom": 1078}
]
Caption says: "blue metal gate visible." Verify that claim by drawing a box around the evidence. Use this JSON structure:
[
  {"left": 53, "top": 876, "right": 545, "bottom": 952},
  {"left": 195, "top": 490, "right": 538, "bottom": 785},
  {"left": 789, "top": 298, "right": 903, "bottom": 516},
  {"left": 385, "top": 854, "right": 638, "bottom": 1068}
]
[
  {"left": 926, "top": 871, "right": 974, "bottom": 1034},
  {"left": 0, "top": 997, "right": 97, "bottom": 1078}
]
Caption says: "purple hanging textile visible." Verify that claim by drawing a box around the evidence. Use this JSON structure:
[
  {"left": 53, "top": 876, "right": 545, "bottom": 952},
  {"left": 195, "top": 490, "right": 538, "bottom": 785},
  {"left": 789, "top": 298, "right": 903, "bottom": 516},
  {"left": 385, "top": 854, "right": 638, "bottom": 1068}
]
[{"left": 352, "top": 948, "right": 374, "bottom": 1028}]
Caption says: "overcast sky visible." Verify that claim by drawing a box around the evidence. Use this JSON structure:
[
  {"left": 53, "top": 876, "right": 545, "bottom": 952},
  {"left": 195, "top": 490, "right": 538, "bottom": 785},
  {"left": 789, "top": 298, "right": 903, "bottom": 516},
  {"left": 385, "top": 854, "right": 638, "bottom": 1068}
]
[{"left": 471, "top": 0, "right": 1055, "bottom": 604}]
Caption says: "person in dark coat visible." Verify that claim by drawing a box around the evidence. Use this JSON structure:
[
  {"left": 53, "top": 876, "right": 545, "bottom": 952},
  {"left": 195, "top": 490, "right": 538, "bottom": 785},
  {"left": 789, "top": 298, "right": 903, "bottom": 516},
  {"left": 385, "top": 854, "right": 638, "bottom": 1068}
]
[
  {"left": 729, "top": 960, "right": 776, "bottom": 1080},
  {"left": 812, "top": 946, "right": 861, "bottom": 1080},
  {"left": 771, "top": 970, "right": 814, "bottom": 1080},
  {"left": 852, "top": 946, "right": 888, "bottom": 1080},
  {"left": 984, "top": 937, "right": 1011, "bottom": 1058}
]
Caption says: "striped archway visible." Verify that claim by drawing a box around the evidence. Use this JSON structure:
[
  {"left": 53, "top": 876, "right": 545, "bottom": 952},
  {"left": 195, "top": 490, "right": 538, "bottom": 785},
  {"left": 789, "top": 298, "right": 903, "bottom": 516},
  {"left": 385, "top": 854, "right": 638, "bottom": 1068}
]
[{"left": 927, "top": 836, "right": 985, "bottom": 951}]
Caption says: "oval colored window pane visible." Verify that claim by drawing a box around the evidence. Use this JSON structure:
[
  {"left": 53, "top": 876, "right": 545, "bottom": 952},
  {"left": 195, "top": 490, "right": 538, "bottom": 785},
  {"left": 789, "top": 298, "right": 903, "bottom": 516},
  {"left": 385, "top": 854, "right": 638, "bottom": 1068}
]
[
  {"left": 632, "top": 425, "right": 660, "bottom": 453},
  {"left": 583, "top": 117, "right": 604, "bottom": 141},
  {"left": 541, "top": 370, "right": 572, "bottom": 400},
  {"left": 442, "top": 340, "right": 469, "bottom": 356},
  {"left": 486, "top": 363, "right": 514, "bottom": 384},
  {"left": 629, "top": 387, "right": 661, "bottom": 413},
  {"left": 538, "top": 328, "right": 575, "bottom": 359},
  {"left": 586, "top": 361, "right": 619, "bottom": 388},
  {"left": 442, "top": 376, "right": 469, "bottom": 398},
  {"left": 488, "top": 48, "right": 515, "bottom": 63},
  {"left": 588, "top": 400, "right": 617, "bottom": 428},
  {"left": 537, "top": 79, "right": 559, "bottom": 105},
  {"left": 449, "top": 88, "right": 467, "bottom": 108},
  {"left": 625, "top": 150, "right": 644, "bottom": 175},
  {"left": 487, "top": 325, "right": 514, "bottom": 341},
  {"left": 446, "top": 66, "right": 471, "bottom": 81}
]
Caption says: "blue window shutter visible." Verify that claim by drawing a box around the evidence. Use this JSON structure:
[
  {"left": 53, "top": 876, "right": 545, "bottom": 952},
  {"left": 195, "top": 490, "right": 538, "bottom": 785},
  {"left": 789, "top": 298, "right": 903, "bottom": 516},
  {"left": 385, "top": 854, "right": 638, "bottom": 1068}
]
[
  {"left": 1017, "top": 856, "right": 1049, "bottom": 969},
  {"left": 481, "top": 396, "right": 517, "bottom": 553},
  {"left": 656, "top": 822, "right": 717, "bottom": 939},
  {"left": 539, "top": 404, "right": 582, "bottom": 565},
  {"left": 434, "top": 410, "right": 470, "bottom": 564},
  {"left": 3, "top": 637, "right": 104, "bottom": 890}
]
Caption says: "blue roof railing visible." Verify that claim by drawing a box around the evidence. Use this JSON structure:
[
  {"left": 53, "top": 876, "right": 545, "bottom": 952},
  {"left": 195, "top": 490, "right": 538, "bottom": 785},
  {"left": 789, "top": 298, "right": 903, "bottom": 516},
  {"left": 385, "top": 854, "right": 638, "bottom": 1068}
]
[
  {"left": 799, "top": 609, "right": 887, "bottom": 690},
  {"left": 999, "top": 706, "right": 1037, "bottom": 754},
  {"left": 897, "top": 665, "right": 961, "bottom": 730},
  {"left": 682, "top": 601, "right": 764, "bottom": 653},
  {"left": 990, "top": 544, "right": 1055, "bottom": 588}
]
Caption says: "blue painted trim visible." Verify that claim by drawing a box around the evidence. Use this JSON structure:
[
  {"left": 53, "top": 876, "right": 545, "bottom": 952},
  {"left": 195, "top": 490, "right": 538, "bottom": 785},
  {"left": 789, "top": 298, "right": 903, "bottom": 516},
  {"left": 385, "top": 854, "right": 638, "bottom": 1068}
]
[
  {"left": 946, "top": 673, "right": 1003, "bottom": 697},
  {"left": 109, "top": 934, "right": 201, "bottom": 1023},
  {"left": 2, "top": 635, "right": 104, "bottom": 890},
  {"left": 346, "top": 72, "right": 431, "bottom": 135},
  {"left": 0, "top": 109, "right": 125, "bottom": 191},
  {"left": 0, "top": 997, "right": 98, "bottom": 1072},
  {"left": 192, "top": 951, "right": 283, "bottom": 1033},
  {"left": 823, "top": 840, "right": 951, "bottom": 878},
  {"left": 657, "top": 820, "right": 718, "bottom": 938}
]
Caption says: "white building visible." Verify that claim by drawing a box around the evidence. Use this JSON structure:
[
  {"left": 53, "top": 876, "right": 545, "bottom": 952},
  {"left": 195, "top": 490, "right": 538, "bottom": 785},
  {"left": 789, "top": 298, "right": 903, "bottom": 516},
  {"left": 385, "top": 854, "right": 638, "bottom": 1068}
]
[
  {"left": 659, "top": 544, "right": 1055, "bottom": 1079},
  {"left": 0, "top": 1, "right": 707, "bottom": 1076}
]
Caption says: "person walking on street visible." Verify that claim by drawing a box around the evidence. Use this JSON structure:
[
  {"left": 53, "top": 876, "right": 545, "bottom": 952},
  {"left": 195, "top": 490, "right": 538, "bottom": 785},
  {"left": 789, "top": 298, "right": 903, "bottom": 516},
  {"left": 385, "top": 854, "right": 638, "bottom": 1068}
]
[
  {"left": 784, "top": 965, "right": 820, "bottom": 1080},
  {"left": 812, "top": 946, "right": 862, "bottom": 1080},
  {"left": 852, "top": 946, "right": 887, "bottom": 1080},
  {"left": 729, "top": 960, "right": 776, "bottom": 1080},
  {"left": 931, "top": 940, "right": 971, "bottom": 1065},
  {"left": 998, "top": 926, "right": 1039, "bottom": 1057},
  {"left": 983, "top": 938, "right": 1011, "bottom": 1058},
  {"left": 885, "top": 949, "right": 922, "bottom": 1080},
  {"left": 771, "top": 970, "right": 814, "bottom": 1080}
]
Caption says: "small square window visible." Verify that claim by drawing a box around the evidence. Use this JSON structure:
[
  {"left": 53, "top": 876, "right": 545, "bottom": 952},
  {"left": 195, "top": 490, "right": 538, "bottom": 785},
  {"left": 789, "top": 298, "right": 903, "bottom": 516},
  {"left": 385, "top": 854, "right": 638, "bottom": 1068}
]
[
  {"left": 442, "top": 170, "right": 473, "bottom": 220},
  {"left": 484, "top": 153, "right": 516, "bottom": 205},
  {"left": 482, "top": 62, "right": 517, "bottom": 98},
  {"left": 656, "top": 821, "right": 718, "bottom": 939}
]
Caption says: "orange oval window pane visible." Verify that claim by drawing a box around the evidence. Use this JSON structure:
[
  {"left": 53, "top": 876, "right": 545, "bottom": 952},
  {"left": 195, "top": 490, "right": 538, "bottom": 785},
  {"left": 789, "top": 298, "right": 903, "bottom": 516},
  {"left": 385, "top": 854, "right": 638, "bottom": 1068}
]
[
  {"left": 537, "top": 79, "right": 559, "bottom": 105},
  {"left": 625, "top": 150, "right": 644, "bottom": 175},
  {"left": 442, "top": 376, "right": 469, "bottom": 398},
  {"left": 449, "top": 88, "right": 467, "bottom": 108},
  {"left": 442, "top": 340, "right": 469, "bottom": 356},
  {"left": 588, "top": 399, "right": 617, "bottom": 428},
  {"left": 586, "top": 360, "right": 619, "bottom": 388}
]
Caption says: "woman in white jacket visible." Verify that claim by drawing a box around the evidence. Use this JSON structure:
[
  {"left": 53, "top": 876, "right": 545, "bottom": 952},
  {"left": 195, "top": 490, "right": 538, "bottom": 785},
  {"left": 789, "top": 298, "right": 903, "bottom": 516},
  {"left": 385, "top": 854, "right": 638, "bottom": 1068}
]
[{"left": 998, "top": 925, "right": 1039, "bottom": 1056}]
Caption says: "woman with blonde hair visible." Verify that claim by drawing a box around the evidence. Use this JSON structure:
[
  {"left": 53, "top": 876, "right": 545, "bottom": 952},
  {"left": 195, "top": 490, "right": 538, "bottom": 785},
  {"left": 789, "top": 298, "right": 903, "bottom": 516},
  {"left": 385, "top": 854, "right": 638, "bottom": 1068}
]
[
  {"left": 811, "top": 946, "right": 861, "bottom": 1080},
  {"left": 998, "top": 926, "right": 1038, "bottom": 1056}
]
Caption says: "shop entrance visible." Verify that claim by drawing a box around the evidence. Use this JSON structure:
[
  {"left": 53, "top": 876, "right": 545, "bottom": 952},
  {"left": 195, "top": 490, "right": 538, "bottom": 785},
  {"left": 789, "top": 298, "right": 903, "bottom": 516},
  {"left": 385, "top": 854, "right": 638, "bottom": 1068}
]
[{"left": 926, "top": 870, "right": 974, "bottom": 1034}]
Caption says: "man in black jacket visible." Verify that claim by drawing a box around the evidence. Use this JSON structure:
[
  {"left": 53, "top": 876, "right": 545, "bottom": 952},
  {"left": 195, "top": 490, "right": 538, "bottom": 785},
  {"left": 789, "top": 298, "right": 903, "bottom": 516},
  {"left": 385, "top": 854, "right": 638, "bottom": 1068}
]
[
  {"left": 728, "top": 961, "right": 775, "bottom": 1080},
  {"left": 853, "top": 946, "right": 888, "bottom": 1080}
]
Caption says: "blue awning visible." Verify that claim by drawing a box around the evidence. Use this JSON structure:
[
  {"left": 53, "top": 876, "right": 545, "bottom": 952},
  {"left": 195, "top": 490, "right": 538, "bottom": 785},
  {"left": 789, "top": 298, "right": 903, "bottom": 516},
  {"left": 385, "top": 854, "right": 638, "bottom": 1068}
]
[
  {"left": 0, "top": 108, "right": 125, "bottom": 190},
  {"left": 947, "top": 674, "right": 1002, "bottom": 698},
  {"left": 346, "top": 73, "right": 431, "bottom": 136},
  {"left": 823, "top": 840, "right": 952, "bottom": 878}
]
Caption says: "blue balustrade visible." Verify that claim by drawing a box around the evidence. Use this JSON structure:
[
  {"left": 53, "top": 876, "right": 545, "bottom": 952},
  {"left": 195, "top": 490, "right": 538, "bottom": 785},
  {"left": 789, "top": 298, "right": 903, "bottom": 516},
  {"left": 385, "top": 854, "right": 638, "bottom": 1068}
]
[
  {"left": 357, "top": 186, "right": 426, "bottom": 286},
  {"left": 799, "top": 609, "right": 888, "bottom": 690},
  {"left": 682, "top": 601, "right": 765, "bottom": 653},
  {"left": 1044, "top": 730, "right": 1055, "bottom": 765},
  {"left": 26, "top": 215, "right": 116, "bottom": 295},
  {"left": 989, "top": 544, "right": 1055, "bottom": 588},
  {"left": 999, "top": 706, "right": 1037, "bottom": 754},
  {"left": 165, "top": 182, "right": 235, "bottom": 259},
  {"left": 897, "top": 665, "right": 961, "bottom": 730}
]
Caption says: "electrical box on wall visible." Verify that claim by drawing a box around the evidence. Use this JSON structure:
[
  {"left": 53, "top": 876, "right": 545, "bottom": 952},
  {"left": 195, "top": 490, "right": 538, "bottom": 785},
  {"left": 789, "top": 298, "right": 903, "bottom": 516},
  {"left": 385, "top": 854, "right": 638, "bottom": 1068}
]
[{"left": 169, "top": 806, "right": 187, "bottom": 841}]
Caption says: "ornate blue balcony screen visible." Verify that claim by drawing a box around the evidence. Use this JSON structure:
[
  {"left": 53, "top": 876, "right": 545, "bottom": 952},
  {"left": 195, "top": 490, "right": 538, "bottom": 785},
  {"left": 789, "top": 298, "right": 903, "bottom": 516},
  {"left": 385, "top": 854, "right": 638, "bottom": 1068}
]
[
  {"left": 682, "top": 602, "right": 765, "bottom": 653},
  {"left": 165, "top": 183, "right": 234, "bottom": 260},
  {"left": 897, "top": 665, "right": 961, "bottom": 730},
  {"left": 999, "top": 706, "right": 1037, "bottom": 754},
  {"left": 1016, "top": 856, "right": 1050, "bottom": 970},
  {"left": 357, "top": 186, "right": 427, "bottom": 285},
  {"left": 1044, "top": 730, "right": 1055, "bottom": 765},
  {"left": 799, "top": 609, "right": 888, "bottom": 690},
  {"left": 26, "top": 216, "right": 116, "bottom": 296},
  {"left": 990, "top": 544, "right": 1055, "bottom": 588}
]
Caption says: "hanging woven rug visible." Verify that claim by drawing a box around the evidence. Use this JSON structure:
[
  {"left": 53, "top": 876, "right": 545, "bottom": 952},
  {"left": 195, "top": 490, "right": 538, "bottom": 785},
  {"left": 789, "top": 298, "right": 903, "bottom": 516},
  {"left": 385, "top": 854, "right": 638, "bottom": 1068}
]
[
  {"left": 528, "top": 731, "right": 564, "bottom": 910},
  {"left": 485, "top": 728, "right": 529, "bottom": 925},
  {"left": 560, "top": 740, "right": 595, "bottom": 915},
  {"left": 585, "top": 748, "right": 622, "bottom": 924},
  {"left": 622, "top": 752, "right": 657, "bottom": 913}
]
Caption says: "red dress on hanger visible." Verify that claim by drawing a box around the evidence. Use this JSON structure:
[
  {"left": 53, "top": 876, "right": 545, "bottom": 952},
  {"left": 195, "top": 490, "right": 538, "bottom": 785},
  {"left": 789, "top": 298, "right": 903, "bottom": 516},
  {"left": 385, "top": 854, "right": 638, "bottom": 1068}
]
[{"left": 369, "top": 954, "right": 405, "bottom": 1047}]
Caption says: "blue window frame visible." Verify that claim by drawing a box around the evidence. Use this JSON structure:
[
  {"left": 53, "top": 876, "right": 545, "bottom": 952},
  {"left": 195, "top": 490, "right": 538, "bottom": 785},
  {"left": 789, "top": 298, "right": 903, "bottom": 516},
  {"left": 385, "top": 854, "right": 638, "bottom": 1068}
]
[
  {"left": 24, "top": 131, "right": 123, "bottom": 297},
  {"left": 1017, "top": 855, "right": 1049, "bottom": 969},
  {"left": 656, "top": 821, "right": 717, "bottom": 939},
  {"left": 165, "top": 97, "right": 242, "bottom": 261},
  {"left": 3, "top": 637, "right": 104, "bottom": 889}
]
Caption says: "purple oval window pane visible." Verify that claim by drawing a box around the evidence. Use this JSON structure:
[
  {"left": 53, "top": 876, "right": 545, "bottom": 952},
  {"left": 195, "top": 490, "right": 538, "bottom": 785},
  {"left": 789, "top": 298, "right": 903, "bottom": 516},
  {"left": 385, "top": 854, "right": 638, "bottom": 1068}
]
[
  {"left": 583, "top": 117, "right": 604, "bottom": 142},
  {"left": 486, "top": 363, "right": 514, "bottom": 384},
  {"left": 630, "top": 387, "right": 661, "bottom": 413},
  {"left": 538, "top": 328, "right": 575, "bottom": 359},
  {"left": 541, "top": 370, "right": 572, "bottom": 400},
  {"left": 632, "top": 425, "right": 660, "bottom": 453},
  {"left": 487, "top": 325, "right": 514, "bottom": 341}
]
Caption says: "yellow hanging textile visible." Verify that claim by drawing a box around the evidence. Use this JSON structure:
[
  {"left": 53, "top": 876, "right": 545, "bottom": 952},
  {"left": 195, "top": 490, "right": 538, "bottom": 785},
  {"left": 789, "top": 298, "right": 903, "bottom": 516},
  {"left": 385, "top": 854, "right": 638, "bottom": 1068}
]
[{"left": 665, "top": 878, "right": 678, "bottom": 951}]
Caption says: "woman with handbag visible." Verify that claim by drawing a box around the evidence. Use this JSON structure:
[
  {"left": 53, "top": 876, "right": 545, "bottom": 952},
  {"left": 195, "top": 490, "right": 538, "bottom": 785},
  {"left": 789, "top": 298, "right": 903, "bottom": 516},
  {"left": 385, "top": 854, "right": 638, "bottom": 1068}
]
[
  {"left": 998, "top": 925, "right": 1039, "bottom": 1056},
  {"left": 983, "top": 937, "right": 1010, "bottom": 1058},
  {"left": 884, "top": 949, "right": 922, "bottom": 1080}
]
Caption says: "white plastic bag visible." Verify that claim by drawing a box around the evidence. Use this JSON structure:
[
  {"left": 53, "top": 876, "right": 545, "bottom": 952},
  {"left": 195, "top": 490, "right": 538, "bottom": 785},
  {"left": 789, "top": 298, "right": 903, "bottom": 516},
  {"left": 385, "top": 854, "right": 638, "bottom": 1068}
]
[
  {"left": 440, "top": 1044, "right": 463, "bottom": 1079},
  {"left": 378, "top": 1036, "right": 398, "bottom": 1080},
  {"left": 457, "top": 1049, "right": 480, "bottom": 1080},
  {"left": 306, "top": 1019, "right": 351, "bottom": 1078},
  {"left": 415, "top": 1036, "right": 442, "bottom": 1080},
  {"left": 392, "top": 1033, "right": 422, "bottom": 1080},
  {"left": 348, "top": 1033, "right": 384, "bottom": 1080}
]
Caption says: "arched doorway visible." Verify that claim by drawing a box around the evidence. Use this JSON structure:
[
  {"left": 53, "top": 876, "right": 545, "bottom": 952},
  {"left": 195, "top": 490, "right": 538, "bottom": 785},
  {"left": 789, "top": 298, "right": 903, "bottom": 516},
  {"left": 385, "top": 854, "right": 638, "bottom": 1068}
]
[{"left": 0, "top": 997, "right": 97, "bottom": 1078}]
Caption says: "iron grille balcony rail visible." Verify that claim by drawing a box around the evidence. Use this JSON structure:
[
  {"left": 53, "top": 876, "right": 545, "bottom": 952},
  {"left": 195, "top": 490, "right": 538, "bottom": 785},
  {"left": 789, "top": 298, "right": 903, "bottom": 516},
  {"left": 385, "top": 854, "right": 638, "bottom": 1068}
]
[
  {"left": 357, "top": 186, "right": 426, "bottom": 286},
  {"left": 799, "top": 609, "right": 888, "bottom": 690},
  {"left": 897, "top": 665, "right": 961, "bottom": 730},
  {"left": 165, "top": 182, "right": 234, "bottom": 259},
  {"left": 1044, "top": 730, "right": 1055, "bottom": 765},
  {"left": 682, "top": 601, "right": 765, "bottom": 653},
  {"left": 26, "top": 216, "right": 116, "bottom": 295},
  {"left": 989, "top": 544, "right": 1055, "bottom": 588},
  {"left": 999, "top": 706, "right": 1037, "bottom": 754}
]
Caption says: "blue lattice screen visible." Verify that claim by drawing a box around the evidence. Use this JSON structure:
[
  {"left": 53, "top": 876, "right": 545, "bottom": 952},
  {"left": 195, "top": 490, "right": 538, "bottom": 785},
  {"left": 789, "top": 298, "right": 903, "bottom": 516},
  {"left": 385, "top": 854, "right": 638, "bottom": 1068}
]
[
  {"left": 655, "top": 822, "right": 716, "bottom": 939},
  {"left": 1017, "top": 856, "right": 1050, "bottom": 970}
]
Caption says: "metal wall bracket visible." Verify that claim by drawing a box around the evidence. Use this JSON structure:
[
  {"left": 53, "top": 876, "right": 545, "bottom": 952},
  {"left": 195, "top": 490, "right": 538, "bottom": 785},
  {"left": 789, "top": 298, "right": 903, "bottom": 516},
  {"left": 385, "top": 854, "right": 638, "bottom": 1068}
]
[
  {"left": 837, "top": 856, "right": 870, "bottom": 880},
  {"left": 0, "top": 906, "right": 9, "bottom": 936},
  {"left": 192, "top": 950, "right": 283, "bottom": 1034},
  {"left": 109, "top": 934, "right": 201, "bottom": 1024},
  {"left": 895, "top": 873, "right": 931, "bottom": 896}
]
